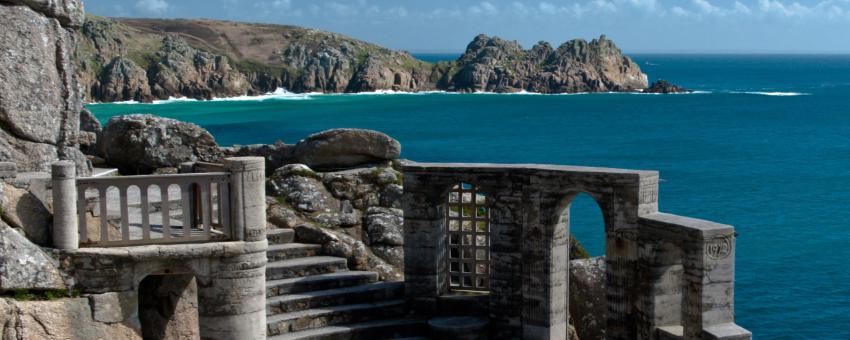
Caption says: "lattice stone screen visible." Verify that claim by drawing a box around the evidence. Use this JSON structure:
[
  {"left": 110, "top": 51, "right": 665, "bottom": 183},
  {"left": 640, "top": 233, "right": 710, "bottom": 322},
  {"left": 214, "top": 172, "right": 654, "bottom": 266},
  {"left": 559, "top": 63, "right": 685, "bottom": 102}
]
[{"left": 446, "top": 182, "right": 490, "bottom": 291}]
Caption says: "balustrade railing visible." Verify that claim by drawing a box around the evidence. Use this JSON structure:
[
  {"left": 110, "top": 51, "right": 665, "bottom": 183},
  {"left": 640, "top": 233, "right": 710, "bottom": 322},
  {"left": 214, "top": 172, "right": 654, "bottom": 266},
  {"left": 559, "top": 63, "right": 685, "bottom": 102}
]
[
  {"left": 51, "top": 157, "right": 266, "bottom": 249},
  {"left": 75, "top": 173, "right": 230, "bottom": 247}
]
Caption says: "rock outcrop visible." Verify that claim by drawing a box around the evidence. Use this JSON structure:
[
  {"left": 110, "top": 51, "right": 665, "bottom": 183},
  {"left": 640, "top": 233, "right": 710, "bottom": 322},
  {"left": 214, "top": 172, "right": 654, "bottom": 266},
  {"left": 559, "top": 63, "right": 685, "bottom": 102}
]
[
  {"left": 570, "top": 256, "right": 607, "bottom": 340},
  {"left": 292, "top": 129, "right": 402, "bottom": 170},
  {"left": 643, "top": 79, "right": 692, "bottom": 94},
  {"left": 0, "top": 297, "right": 141, "bottom": 339},
  {"left": 0, "top": 184, "right": 51, "bottom": 246},
  {"left": 75, "top": 17, "right": 660, "bottom": 102},
  {"left": 98, "top": 114, "right": 223, "bottom": 174},
  {"left": 0, "top": 0, "right": 88, "bottom": 174},
  {"left": 0, "top": 221, "right": 66, "bottom": 291},
  {"left": 263, "top": 134, "right": 405, "bottom": 278},
  {"left": 76, "top": 17, "right": 436, "bottom": 102},
  {"left": 446, "top": 34, "right": 647, "bottom": 93}
]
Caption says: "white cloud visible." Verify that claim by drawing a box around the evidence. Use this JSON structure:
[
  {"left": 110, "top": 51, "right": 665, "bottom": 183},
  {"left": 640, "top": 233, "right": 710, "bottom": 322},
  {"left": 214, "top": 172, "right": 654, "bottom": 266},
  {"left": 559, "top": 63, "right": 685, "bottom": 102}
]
[
  {"left": 671, "top": 6, "right": 692, "bottom": 17},
  {"left": 734, "top": 1, "right": 752, "bottom": 14},
  {"left": 326, "top": 2, "right": 358, "bottom": 16},
  {"left": 619, "top": 0, "right": 658, "bottom": 12},
  {"left": 592, "top": 0, "right": 617, "bottom": 12},
  {"left": 538, "top": 2, "right": 557, "bottom": 14},
  {"left": 692, "top": 0, "right": 720, "bottom": 14},
  {"left": 135, "top": 0, "right": 169, "bottom": 13},
  {"left": 271, "top": 0, "right": 290, "bottom": 10},
  {"left": 469, "top": 1, "right": 499, "bottom": 16}
]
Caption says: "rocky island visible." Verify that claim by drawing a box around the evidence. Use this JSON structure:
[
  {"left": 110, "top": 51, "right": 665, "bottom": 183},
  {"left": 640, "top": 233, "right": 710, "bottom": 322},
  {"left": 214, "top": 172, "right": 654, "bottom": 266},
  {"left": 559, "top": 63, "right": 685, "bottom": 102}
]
[{"left": 76, "top": 16, "right": 674, "bottom": 102}]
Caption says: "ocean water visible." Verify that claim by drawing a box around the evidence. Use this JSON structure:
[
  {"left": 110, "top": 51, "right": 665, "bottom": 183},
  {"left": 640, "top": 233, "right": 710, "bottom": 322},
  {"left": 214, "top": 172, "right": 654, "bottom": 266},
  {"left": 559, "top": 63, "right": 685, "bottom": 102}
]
[{"left": 87, "top": 54, "right": 850, "bottom": 339}]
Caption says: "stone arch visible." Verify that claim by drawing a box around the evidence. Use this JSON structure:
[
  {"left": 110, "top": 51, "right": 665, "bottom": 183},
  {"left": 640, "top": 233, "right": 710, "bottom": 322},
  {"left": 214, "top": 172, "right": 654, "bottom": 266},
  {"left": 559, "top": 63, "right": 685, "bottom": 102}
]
[
  {"left": 138, "top": 272, "right": 201, "bottom": 340},
  {"left": 553, "top": 191, "right": 611, "bottom": 253}
]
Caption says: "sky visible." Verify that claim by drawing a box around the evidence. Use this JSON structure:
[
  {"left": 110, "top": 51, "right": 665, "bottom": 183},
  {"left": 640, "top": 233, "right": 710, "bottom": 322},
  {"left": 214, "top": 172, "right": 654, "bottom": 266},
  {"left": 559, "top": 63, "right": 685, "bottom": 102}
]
[{"left": 84, "top": 0, "right": 850, "bottom": 53}]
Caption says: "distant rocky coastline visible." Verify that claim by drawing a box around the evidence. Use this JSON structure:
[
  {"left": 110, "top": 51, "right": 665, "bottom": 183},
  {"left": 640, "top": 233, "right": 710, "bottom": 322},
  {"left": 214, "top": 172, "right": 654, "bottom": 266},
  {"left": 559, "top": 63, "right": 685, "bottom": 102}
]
[
  {"left": 643, "top": 79, "right": 692, "bottom": 94},
  {"left": 75, "top": 17, "right": 679, "bottom": 103}
]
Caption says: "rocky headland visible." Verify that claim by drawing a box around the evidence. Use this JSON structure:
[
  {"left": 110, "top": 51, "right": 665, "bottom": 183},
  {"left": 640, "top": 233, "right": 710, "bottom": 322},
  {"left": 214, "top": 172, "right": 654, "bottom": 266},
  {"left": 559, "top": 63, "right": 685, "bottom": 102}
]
[{"left": 75, "top": 16, "right": 666, "bottom": 102}]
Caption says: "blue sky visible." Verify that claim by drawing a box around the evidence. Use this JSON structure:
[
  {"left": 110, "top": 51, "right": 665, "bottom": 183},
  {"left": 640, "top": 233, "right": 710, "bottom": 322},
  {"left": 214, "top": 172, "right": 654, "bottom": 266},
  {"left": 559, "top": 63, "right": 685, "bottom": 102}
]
[{"left": 85, "top": 0, "right": 850, "bottom": 53}]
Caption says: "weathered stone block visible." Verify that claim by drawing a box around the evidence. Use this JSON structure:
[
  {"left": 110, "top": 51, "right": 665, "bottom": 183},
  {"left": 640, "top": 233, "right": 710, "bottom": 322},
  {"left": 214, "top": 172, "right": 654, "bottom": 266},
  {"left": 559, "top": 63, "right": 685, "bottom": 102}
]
[{"left": 89, "top": 291, "right": 138, "bottom": 323}]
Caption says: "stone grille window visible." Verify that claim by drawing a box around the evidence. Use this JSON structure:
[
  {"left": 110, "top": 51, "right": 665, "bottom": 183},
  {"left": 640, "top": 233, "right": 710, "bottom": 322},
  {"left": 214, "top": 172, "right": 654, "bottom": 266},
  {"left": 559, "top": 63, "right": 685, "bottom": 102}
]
[{"left": 446, "top": 182, "right": 490, "bottom": 291}]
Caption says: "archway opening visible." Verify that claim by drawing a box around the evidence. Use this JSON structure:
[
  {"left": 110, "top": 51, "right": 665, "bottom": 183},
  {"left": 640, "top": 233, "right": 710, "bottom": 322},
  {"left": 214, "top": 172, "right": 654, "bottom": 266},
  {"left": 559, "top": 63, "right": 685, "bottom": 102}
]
[
  {"left": 138, "top": 274, "right": 200, "bottom": 340},
  {"left": 565, "top": 192, "right": 607, "bottom": 340},
  {"left": 568, "top": 193, "right": 605, "bottom": 258}
]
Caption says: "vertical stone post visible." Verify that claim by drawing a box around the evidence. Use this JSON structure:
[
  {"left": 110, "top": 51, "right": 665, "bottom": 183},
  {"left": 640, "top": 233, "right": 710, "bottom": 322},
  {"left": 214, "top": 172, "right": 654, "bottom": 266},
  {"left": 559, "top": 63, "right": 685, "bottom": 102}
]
[
  {"left": 198, "top": 250, "right": 268, "bottom": 340},
  {"left": 224, "top": 157, "right": 266, "bottom": 242},
  {"left": 683, "top": 229, "right": 751, "bottom": 340},
  {"left": 521, "top": 190, "right": 569, "bottom": 340},
  {"left": 51, "top": 161, "right": 78, "bottom": 250}
]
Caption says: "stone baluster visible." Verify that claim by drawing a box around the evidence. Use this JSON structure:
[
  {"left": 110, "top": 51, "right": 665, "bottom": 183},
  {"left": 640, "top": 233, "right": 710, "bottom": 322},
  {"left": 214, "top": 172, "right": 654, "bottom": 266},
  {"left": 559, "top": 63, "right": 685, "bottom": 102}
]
[
  {"left": 52, "top": 161, "right": 78, "bottom": 249},
  {"left": 224, "top": 157, "right": 266, "bottom": 242}
]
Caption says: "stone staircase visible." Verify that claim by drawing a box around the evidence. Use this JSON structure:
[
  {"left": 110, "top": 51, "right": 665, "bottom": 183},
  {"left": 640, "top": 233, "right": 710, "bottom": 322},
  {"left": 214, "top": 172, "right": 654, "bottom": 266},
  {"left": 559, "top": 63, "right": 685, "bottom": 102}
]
[{"left": 265, "top": 228, "right": 427, "bottom": 339}]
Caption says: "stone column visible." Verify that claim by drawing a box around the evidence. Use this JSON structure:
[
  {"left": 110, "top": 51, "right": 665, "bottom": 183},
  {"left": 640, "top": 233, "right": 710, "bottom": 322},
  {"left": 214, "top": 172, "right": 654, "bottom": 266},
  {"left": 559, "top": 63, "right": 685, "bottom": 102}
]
[
  {"left": 224, "top": 157, "right": 266, "bottom": 242},
  {"left": 198, "top": 250, "right": 268, "bottom": 340},
  {"left": 683, "top": 230, "right": 750, "bottom": 340},
  {"left": 51, "top": 161, "right": 78, "bottom": 249},
  {"left": 521, "top": 191, "right": 569, "bottom": 340}
]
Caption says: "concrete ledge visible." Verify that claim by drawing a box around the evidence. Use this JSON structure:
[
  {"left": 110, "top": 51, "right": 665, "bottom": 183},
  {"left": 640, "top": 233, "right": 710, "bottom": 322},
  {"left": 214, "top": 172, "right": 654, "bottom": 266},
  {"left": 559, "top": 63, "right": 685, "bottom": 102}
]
[
  {"left": 640, "top": 212, "right": 734, "bottom": 238},
  {"left": 66, "top": 240, "right": 268, "bottom": 260},
  {"left": 703, "top": 323, "right": 752, "bottom": 340},
  {"left": 402, "top": 161, "right": 656, "bottom": 178},
  {"left": 656, "top": 325, "right": 683, "bottom": 340}
]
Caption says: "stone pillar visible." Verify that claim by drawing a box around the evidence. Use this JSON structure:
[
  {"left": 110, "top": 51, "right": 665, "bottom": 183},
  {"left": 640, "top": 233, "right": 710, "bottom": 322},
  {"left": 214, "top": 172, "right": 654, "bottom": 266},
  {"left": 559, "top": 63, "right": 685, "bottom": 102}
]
[
  {"left": 198, "top": 251, "right": 267, "bottom": 340},
  {"left": 401, "top": 173, "right": 446, "bottom": 315},
  {"left": 521, "top": 192, "right": 569, "bottom": 340},
  {"left": 51, "top": 161, "right": 78, "bottom": 250},
  {"left": 224, "top": 157, "right": 266, "bottom": 242},
  {"left": 683, "top": 230, "right": 750, "bottom": 340}
]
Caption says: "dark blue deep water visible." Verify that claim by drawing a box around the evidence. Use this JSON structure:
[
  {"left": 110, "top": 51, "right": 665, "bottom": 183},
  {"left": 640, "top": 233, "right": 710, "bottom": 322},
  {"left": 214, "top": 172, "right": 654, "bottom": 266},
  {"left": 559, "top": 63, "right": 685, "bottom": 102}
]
[{"left": 88, "top": 55, "right": 850, "bottom": 339}]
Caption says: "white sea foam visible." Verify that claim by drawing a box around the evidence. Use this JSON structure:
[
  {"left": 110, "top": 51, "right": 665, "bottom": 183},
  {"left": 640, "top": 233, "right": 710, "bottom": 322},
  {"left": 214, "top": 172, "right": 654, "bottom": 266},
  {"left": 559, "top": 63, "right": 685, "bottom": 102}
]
[
  {"left": 152, "top": 96, "right": 198, "bottom": 104},
  {"left": 88, "top": 87, "right": 722, "bottom": 105},
  {"left": 731, "top": 91, "right": 810, "bottom": 97},
  {"left": 342, "top": 89, "right": 455, "bottom": 95},
  {"left": 210, "top": 88, "right": 315, "bottom": 102},
  {"left": 87, "top": 100, "right": 140, "bottom": 105}
]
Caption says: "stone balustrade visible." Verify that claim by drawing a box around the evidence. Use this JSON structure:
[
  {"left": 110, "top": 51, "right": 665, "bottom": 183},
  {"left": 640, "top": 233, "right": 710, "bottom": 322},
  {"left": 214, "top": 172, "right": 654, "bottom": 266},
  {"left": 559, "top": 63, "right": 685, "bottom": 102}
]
[{"left": 51, "top": 157, "right": 267, "bottom": 249}]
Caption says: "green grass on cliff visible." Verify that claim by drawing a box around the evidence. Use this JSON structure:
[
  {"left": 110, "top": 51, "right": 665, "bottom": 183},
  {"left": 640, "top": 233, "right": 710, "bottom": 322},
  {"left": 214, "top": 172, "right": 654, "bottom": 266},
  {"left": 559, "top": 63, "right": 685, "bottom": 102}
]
[{"left": 8, "top": 289, "right": 81, "bottom": 301}]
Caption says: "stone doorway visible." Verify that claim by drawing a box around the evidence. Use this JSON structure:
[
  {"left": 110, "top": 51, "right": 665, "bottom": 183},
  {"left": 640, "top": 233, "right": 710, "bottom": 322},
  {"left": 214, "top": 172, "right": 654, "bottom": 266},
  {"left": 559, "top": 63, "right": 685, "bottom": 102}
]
[
  {"left": 562, "top": 192, "right": 608, "bottom": 340},
  {"left": 138, "top": 274, "right": 201, "bottom": 340}
]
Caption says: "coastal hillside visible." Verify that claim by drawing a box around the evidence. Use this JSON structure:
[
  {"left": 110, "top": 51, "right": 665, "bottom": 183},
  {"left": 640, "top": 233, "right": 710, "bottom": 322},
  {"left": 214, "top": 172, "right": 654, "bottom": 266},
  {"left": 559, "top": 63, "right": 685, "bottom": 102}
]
[{"left": 76, "top": 16, "right": 650, "bottom": 102}]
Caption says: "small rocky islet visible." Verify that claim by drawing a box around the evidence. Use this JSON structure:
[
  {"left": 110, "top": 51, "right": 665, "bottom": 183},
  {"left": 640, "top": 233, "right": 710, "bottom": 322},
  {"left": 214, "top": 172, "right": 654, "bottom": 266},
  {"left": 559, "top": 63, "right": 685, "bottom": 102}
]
[{"left": 77, "top": 16, "right": 688, "bottom": 103}]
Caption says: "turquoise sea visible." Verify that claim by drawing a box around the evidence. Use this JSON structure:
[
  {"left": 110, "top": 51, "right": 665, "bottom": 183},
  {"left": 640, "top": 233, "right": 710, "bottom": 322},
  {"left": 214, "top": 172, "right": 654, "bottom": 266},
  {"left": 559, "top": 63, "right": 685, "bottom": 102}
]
[{"left": 88, "top": 54, "right": 850, "bottom": 339}]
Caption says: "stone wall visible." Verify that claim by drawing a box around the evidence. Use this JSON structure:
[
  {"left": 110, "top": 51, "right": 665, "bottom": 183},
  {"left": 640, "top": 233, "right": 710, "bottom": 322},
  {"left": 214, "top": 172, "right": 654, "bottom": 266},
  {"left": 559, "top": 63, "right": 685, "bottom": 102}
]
[
  {"left": 401, "top": 162, "right": 751, "bottom": 340},
  {"left": 61, "top": 240, "right": 268, "bottom": 340},
  {"left": 0, "top": 296, "right": 141, "bottom": 340},
  {"left": 0, "top": 0, "right": 88, "bottom": 175}
]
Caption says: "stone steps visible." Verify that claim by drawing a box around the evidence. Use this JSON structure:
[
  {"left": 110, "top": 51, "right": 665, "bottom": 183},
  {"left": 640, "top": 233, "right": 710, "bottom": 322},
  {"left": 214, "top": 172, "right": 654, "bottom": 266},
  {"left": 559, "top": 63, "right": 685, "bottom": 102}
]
[
  {"left": 263, "top": 228, "right": 421, "bottom": 339},
  {"left": 266, "top": 271, "right": 379, "bottom": 297},
  {"left": 267, "top": 243, "right": 322, "bottom": 261},
  {"left": 266, "top": 318, "right": 428, "bottom": 340},
  {"left": 266, "top": 299, "right": 407, "bottom": 336},
  {"left": 268, "top": 228, "right": 295, "bottom": 245},
  {"left": 267, "top": 281, "right": 404, "bottom": 315},
  {"left": 266, "top": 256, "right": 348, "bottom": 281}
]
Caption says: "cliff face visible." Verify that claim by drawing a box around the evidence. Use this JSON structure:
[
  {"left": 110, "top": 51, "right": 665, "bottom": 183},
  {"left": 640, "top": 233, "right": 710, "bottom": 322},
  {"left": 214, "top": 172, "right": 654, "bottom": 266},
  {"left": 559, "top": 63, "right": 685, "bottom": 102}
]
[
  {"left": 446, "top": 34, "right": 647, "bottom": 93},
  {"left": 0, "top": 0, "right": 88, "bottom": 174},
  {"left": 75, "top": 17, "right": 648, "bottom": 102},
  {"left": 76, "top": 17, "right": 437, "bottom": 102}
]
